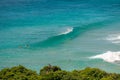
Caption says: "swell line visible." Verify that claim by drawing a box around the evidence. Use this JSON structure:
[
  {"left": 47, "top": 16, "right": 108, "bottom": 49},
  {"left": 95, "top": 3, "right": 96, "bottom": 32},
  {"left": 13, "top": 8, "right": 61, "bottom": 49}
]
[{"left": 30, "top": 20, "right": 115, "bottom": 48}]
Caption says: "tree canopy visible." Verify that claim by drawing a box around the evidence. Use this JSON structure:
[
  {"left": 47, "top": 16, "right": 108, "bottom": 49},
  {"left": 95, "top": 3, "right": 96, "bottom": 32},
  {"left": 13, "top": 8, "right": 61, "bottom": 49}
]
[{"left": 0, "top": 65, "right": 120, "bottom": 80}]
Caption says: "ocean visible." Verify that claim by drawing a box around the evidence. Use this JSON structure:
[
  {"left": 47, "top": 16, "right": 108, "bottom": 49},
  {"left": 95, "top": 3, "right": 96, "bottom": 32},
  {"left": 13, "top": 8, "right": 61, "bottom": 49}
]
[{"left": 0, "top": 0, "right": 120, "bottom": 73}]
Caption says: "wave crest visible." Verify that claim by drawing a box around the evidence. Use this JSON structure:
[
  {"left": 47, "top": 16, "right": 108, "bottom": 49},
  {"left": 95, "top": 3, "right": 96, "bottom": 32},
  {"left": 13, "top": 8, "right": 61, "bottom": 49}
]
[
  {"left": 89, "top": 51, "right": 120, "bottom": 63},
  {"left": 59, "top": 27, "right": 73, "bottom": 35}
]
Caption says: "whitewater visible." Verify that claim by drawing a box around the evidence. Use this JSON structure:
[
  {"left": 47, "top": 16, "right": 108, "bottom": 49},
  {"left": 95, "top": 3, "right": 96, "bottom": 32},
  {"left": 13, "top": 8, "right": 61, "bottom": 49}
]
[
  {"left": 106, "top": 34, "right": 120, "bottom": 44},
  {"left": 89, "top": 51, "right": 120, "bottom": 63}
]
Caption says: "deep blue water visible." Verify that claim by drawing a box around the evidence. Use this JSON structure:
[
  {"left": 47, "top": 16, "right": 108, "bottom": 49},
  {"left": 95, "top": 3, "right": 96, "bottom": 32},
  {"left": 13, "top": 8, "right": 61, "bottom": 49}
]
[{"left": 0, "top": 0, "right": 120, "bottom": 73}]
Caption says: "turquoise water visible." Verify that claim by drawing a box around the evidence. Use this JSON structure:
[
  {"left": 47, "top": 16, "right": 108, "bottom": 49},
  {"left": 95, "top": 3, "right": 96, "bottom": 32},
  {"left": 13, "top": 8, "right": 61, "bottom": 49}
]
[{"left": 0, "top": 0, "right": 120, "bottom": 73}]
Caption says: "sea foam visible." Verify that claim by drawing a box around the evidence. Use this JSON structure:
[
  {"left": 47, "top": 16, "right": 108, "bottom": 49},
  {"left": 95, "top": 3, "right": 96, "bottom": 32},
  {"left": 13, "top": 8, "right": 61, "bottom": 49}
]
[
  {"left": 89, "top": 51, "right": 120, "bottom": 63},
  {"left": 59, "top": 27, "right": 73, "bottom": 35},
  {"left": 106, "top": 34, "right": 120, "bottom": 43}
]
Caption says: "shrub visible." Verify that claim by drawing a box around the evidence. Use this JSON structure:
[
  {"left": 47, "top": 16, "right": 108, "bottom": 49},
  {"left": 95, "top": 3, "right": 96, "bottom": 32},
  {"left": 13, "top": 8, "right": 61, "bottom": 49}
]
[
  {"left": 0, "top": 65, "right": 39, "bottom": 80},
  {"left": 0, "top": 65, "right": 120, "bottom": 80},
  {"left": 40, "top": 64, "right": 61, "bottom": 75}
]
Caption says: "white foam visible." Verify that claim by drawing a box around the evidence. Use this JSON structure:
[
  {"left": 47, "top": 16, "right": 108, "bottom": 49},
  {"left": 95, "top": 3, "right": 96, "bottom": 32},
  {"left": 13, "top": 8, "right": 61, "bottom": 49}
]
[
  {"left": 89, "top": 51, "right": 120, "bottom": 63},
  {"left": 107, "top": 36, "right": 120, "bottom": 41},
  {"left": 106, "top": 34, "right": 120, "bottom": 43},
  {"left": 60, "top": 27, "right": 73, "bottom": 35}
]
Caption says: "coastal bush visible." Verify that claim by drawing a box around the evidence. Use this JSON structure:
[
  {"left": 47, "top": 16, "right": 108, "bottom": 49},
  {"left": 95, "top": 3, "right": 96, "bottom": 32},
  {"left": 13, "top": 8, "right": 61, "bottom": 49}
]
[
  {"left": 40, "top": 70, "right": 68, "bottom": 80},
  {"left": 101, "top": 73, "right": 120, "bottom": 80},
  {"left": 40, "top": 64, "right": 61, "bottom": 75},
  {"left": 79, "top": 67, "right": 107, "bottom": 80},
  {"left": 0, "top": 65, "right": 120, "bottom": 80},
  {"left": 0, "top": 65, "right": 39, "bottom": 80}
]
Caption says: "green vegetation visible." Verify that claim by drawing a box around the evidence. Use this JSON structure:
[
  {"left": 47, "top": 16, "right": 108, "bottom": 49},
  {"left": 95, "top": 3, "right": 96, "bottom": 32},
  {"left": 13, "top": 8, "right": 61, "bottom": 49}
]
[{"left": 0, "top": 65, "right": 120, "bottom": 80}]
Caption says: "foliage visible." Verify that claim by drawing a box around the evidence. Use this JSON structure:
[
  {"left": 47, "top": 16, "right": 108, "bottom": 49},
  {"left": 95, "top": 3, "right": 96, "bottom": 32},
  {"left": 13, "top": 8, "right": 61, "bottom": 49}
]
[
  {"left": 101, "top": 73, "right": 120, "bottom": 80},
  {"left": 0, "top": 65, "right": 120, "bottom": 80},
  {"left": 0, "top": 65, "right": 39, "bottom": 80},
  {"left": 40, "top": 70, "right": 68, "bottom": 80},
  {"left": 79, "top": 67, "right": 107, "bottom": 80},
  {"left": 40, "top": 64, "right": 61, "bottom": 75}
]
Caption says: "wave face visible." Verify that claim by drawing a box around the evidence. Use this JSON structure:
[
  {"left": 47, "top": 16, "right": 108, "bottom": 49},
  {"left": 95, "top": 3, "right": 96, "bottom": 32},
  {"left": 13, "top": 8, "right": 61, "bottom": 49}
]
[
  {"left": 31, "top": 27, "right": 81, "bottom": 48},
  {"left": 89, "top": 51, "right": 120, "bottom": 63},
  {"left": 31, "top": 20, "right": 109, "bottom": 48}
]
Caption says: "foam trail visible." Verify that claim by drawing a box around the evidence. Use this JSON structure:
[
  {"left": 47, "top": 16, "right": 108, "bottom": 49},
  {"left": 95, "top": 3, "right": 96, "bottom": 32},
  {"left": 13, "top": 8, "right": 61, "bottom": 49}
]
[
  {"left": 89, "top": 51, "right": 120, "bottom": 63},
  {"left": 107, "top": 36, "right": 120, "bottom": 41},
  {"left": 60, "top": 27, "right": 73, "bottom": 35},
  {"left": 106, "top": 34, "right": 120, "bottom": 43}
]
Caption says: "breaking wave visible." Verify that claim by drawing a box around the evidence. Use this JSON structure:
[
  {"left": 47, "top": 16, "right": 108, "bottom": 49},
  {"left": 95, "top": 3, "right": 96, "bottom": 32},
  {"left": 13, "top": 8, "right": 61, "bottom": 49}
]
[
  {"left": 31, "top": 21, "right": 110, "bottom": 48},
  {"left": 59, "top": 27, "right": 73, "bottom": 35},
  {"left": 89, "top": 51, "right": 120, "bottom": 63},
  {"left": 31, "top": 27, "right": 81, "bottom": 48},
  {"left": 106, "top": 34, "right": 120, "bottom": 43}
]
